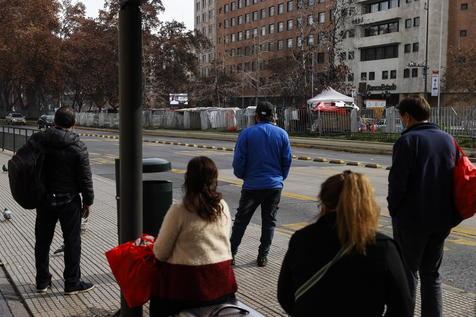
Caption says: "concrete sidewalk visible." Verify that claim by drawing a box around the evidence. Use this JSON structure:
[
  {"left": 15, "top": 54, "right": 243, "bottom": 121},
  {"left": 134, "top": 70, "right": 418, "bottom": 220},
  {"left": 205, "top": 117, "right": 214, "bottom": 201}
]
[{"left": 0, "top": 151, "right": 475, "bottom": 316}]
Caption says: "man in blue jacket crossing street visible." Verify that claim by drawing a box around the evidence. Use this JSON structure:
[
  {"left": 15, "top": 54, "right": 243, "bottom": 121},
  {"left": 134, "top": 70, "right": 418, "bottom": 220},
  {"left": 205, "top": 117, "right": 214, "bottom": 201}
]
[{"left": 231, "top": 102, "right": 292, "bottom": 267}]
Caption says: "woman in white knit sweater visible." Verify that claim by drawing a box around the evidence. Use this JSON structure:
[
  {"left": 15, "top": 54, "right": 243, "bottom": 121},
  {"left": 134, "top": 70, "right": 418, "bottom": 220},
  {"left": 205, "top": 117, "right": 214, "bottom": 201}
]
[{"left": 150, "top": 156, "right": 237, "bottom": 316}]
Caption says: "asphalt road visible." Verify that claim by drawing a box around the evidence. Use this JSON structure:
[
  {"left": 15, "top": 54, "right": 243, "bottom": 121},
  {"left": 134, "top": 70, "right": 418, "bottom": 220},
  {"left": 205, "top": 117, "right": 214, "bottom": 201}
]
[{"left": 76, "top": 128, "right": 476, "bottom": 294}]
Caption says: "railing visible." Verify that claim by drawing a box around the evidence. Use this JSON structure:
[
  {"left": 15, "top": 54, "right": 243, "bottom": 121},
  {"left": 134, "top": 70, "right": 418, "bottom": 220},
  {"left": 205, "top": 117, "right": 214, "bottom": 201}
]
[{"left": 0, "top": 125, "right": 39, "bottom": 153}]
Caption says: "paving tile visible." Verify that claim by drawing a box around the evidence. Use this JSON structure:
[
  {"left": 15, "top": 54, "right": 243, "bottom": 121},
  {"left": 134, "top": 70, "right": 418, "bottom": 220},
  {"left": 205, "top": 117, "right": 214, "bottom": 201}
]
[{"left": 0, "top": 152, "right": 474, "bottom": 316}]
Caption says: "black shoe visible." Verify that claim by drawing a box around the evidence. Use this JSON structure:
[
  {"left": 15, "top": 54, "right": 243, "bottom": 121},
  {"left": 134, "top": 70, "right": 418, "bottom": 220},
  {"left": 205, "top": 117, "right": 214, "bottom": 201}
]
[
  {"left": 257, "top": 256, "right": 268, "bottom": 267},
  {"left": 65, "top": 281, "right": 94, "bottom": 295},
  {"left": 36, "top": 281, "right": 51, "bottom": 294}
]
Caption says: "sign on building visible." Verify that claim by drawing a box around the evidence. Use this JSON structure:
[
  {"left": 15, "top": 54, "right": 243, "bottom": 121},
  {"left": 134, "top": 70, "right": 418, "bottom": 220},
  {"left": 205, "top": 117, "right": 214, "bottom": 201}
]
[{"left": 431, "top": 71, "right": 439, "bottom": 97}]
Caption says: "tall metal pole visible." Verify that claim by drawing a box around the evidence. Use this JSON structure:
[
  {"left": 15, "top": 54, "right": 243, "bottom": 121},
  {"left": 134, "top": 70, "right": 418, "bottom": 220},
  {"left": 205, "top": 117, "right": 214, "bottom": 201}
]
[
  {"left": 424, "top": 0, "right": 430, "bottom": 98},
  {"left": 437, "top": 0, "right": 445, "bottom": 123},
  {"left": 119, "top": 1, "right": 143, "bottom": 316}
]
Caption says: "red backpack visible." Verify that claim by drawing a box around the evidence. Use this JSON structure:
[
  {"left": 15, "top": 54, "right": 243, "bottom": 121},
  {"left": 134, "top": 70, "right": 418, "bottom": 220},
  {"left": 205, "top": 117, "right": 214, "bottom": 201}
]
[{"left": 453, "top": 141, "right": 476, "bottom": 219}]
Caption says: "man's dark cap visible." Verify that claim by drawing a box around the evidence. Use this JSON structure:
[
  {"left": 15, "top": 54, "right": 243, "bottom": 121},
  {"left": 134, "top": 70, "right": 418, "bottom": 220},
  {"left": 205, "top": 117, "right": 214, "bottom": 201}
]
[{"left": 255, "top": 102, "right": 273, "bottom": 117}]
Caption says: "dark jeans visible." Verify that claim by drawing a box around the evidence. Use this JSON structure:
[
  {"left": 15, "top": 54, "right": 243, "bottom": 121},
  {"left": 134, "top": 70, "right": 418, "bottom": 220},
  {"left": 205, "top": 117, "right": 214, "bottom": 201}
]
[
  {"left": 392, "top": 220, "right": 450, "bottom": 317},
  {"left": 230, "top": 188, "right": 282, "bottom": 258},
  {"left": 35, "top": 196, "right": 82, "bottom": 289}
]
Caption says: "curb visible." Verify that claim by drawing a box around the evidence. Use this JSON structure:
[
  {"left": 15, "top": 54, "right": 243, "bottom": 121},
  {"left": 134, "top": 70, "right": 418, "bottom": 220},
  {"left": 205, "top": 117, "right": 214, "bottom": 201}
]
[{"left": 78, "top": 131, "right": 392, "bottom": 170}]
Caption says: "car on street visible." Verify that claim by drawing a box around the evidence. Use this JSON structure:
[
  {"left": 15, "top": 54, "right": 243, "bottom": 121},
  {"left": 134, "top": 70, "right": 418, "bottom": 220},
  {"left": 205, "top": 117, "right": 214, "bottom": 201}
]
[
  {"left": 5, "top": 112, "right": 26, "bottom": 125},
  {"left": 38, "top": 114, "right": 55, "bottom": 129}
]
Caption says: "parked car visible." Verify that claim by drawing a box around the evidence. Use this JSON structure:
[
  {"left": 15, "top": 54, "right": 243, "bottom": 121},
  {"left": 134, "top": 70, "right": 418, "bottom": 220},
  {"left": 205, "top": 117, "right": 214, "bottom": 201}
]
[
  {"left": 5, "top": 112, "right": 26, "bottom": 125},
  {"left": 38, "top": 114, "right": 54, "bottom": 129}
]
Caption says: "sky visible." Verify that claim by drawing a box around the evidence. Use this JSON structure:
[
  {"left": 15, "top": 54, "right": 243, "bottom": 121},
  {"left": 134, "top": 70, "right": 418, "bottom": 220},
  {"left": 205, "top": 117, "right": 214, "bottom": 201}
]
[{"left": 82, "top": 0, "right": 194, "bottom": 30}]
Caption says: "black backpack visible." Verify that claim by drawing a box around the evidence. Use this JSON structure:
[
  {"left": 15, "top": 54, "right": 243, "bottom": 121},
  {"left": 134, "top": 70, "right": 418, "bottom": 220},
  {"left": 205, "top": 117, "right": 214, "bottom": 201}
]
[{"left": 8, "top": 134, "right": 46, "bottom": 209}]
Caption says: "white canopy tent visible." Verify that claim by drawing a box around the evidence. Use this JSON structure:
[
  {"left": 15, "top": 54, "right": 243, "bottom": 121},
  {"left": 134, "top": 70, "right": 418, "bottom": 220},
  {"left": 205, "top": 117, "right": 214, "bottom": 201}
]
[{"left": 307, "top": 87, "right": 357, "bottom": 109}]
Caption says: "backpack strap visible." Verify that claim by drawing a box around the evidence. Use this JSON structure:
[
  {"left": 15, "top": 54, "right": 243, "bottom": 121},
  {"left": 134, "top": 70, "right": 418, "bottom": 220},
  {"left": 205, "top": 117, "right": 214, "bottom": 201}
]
[{"left": 294, "top": 244, "right": 353, "bottom": 302}]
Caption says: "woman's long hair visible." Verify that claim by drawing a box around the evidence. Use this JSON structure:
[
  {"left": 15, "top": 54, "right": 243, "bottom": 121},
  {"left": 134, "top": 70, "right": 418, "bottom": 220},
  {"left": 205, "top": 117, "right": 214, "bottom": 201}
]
[
  {"left": 183, "top": 156, "right": 223, "bottom": 222},
  {"left": 319, "top": 171, "right": 380, "bottom": 254}
]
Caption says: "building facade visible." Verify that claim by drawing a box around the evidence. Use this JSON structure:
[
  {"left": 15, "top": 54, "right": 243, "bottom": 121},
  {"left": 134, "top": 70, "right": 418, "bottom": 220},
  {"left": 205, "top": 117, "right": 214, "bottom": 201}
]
[
  {"left": 195, "top": 0, "right": 475, "bottom": 108},
  {"left": 339, "top": 0, "right": 451, "bottom": 108},
  {"left": 195, "top": 0, "right": 218, "bottom": 77}
]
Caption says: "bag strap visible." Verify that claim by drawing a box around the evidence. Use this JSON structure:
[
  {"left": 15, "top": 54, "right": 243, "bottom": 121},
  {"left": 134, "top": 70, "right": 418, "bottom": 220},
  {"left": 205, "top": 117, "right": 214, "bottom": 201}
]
[
  {"left": 294, "top": 244, "right": 353, "bottom": 302},
  {"left": 453, "top": 138, "right": 465, "bottom": 157}
]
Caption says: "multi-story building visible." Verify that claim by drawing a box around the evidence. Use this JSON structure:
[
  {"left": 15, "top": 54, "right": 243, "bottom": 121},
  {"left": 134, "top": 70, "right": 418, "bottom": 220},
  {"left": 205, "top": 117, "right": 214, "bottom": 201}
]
[
  {"left": 340, "top": 0, "right": 452, "bottom": 108},
  {"left": 196, "top": 0, "right": 475, "bottom": 108},
  {"left": 195, "top": 0, "right": 218, "bottom": 77},
  {"left": 212, "top": 0, "right": 334, "bottom": 106}
]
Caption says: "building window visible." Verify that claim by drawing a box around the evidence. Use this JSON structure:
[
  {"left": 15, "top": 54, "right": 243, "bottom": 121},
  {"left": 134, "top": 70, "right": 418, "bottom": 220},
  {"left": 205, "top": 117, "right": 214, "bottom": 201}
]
[
  {"left": 245, "top": 0, "right": 251, "bottom": 6},
  {"left": 339, "top": 52, "right": 346, "bottom": 60},
  {"left": 348, "top": 51, "right": 354, "bottom": 60},
  {"left": 309, "top": 0, "right": 315, "bottom": 5},
  {"left": 231, "top": 17, "right": 236, "bottom": 27},
  {"left": 245, "top": 30, "right": 250, "bottom": 39},
  {"left": 232, "top": 33, "right": 237, "bottom": 42},
  {"left": 231, "top": 1, "right": 236, "bottom": 11},
  {"left": 239, "top": 31, "right": 243, "bottom": 41},
  {"left": 361, "top": 72, "right": 367, "bottom": 81},
  {"left": 405, "top": 19, "right": 412, "bottom": 28},
  {"left": 278, "top": 40, "right": 285, "bottom": 50},
  {"left": 319, "top": 12, "right": 326, "bottom": 23},
  {"left": 287, "top": 38, "right": 294, "bottom": 48},
  {"left": 363, "top": 0, "right": 400, "bottom": 14},
  {"left": 269, "top": 6, "right": 275, "bottom": 16},
  {"left": 261, "top": 26, "right": 266, "bottom": 36},
  {"left": 238, "top": 16, "right": 243, "bottom": 25},
  {"left": 363, "top": 21, "right": 399, "bottom": 37},
  {"left": 278, "top": 3, "right": 285, "bottom": 14},
  {"left": 412, "top": 68, "right": 418, "bottom": 77},
  {"left": 308, "top": 34, "right": 315, "bottom": 46},
  {"left": 287, "top": 19, "right": 294, "bottom": 31},
  {"left": 348, "top": 29, "right": 355, "bottom": 38},
  {"left": 390, "top": 70, "right": 397, "bottom": 79},
  {"left": 253, "top": 11, "right": 259, "bottom": 21},
  {"left": 382, "top": 71, "right": 389, "bottom": 79},
  {"left": 253, "top": 28, "right": 258, "bottom": 38},
  {"left": 261, "top": 9, "right": 267, "bottom": 19},
  {"left": 360, "top": 44, "right": 399, "bottom": 61},
  {"left": 196, "top": 2, "right": 200, "bottom": 11},
  {"left": 413, "top": 17, "right": 420, "bottom": 27},
  {"left": 308, "top": 15, "right": 314, "bottom": 25},
  {"left": 460, "top": 30, "right": 468, "bottom": 37},
  {"left": 297, "top": 36, "right": 303, "bottom": 47},
  {"left": 269, "top": 23, "right": 275, "bottom": 34},
  {"left": 403, "top": 68, "right": 410, "bottom": 78},
  {"left": 404, "top": 44, "right": 411, "bottom": 53},
  {"left": 238, "top": 0, "right": 243, "bottom": 9},
  {"left": 209, "top": 10, "right": 213, "bottom": 19},
  {"left": 317, "top": 52, "right": 325, "bottom": 64},
  {"left": 413, "top": 42, "right": 419, "bottom": 52},
  {"left": 461, "top": 3, "right": 468, "bottom": 10},
  {"left": 348, "top": 73, "right": 354, "bottom": 82},
  {"left": 196, "top": 16, "right": 200, "bottom": 25},
  {"left": 369, "top": 72, "right": 375, "bottom": 80},
  {"left": 248, "top": 13, "right": 254, "bottom": 23},
  {"left": 278, "top": 21, "right": 285, "bottom": 32},
  {"left": 288, "top": 1, "right": 294, "bottom": 11}
]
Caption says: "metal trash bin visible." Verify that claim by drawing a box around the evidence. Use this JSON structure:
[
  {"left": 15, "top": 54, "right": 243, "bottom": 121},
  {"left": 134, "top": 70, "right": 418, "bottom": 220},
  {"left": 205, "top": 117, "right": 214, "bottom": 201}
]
[
  {"left": 115, "top": 158, "right": 172, "bottom": 241},
  {"left": 142, "top": 158, "right": 172, "bottom": 237}
]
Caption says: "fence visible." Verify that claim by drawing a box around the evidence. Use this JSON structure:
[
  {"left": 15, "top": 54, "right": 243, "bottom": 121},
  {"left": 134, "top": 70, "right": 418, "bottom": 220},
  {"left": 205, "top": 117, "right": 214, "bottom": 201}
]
[
  {"left": 0, "top": 126, "right": 38, "bottom": 153},
  {"left": 75, "top": 105, "right": 476, "bottom": 147}
]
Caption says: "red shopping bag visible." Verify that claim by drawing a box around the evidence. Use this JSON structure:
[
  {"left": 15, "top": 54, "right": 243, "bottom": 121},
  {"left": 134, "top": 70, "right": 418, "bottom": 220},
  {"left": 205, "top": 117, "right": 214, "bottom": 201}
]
[
  {"left": 453, "top": 141, "right": 476, "bottom": 219},
  {"left": 105, "top": 234, "right": 160, "bottom": 308}
]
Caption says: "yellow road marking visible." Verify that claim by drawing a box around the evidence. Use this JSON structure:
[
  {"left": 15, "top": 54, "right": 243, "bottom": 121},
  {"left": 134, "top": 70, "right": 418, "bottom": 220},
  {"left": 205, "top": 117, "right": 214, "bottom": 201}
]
[{"left": 171, "top": 168, "right": 317, "bottom": 202}]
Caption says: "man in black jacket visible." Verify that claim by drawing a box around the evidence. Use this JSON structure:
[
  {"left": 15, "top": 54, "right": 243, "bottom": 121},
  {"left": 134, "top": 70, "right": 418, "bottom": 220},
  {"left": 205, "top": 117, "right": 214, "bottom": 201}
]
[
  {"left": 387, "top": 97, "right": 461, "bottom": 317},
  {"left": 34, "top": 107, "right": 94, "bottom": 295}
]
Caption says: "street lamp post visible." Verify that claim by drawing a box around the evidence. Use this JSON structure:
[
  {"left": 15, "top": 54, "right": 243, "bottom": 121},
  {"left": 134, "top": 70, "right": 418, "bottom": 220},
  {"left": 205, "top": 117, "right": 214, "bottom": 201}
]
[
  {"left": 424, "top": 0, "right": 430, "bottom": 97},
  {"left": 118, "top": 1, "right": 143, "bottom": 316}
]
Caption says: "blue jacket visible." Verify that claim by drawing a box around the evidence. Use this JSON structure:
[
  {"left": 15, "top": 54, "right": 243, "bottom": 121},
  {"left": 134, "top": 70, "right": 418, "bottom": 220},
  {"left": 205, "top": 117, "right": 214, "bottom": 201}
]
[
  {"left": 233, "top": 122, "right": 292, "bottom": 190},
  {"left": 387, "top": 123, "right": 461, "bottom": 232}
]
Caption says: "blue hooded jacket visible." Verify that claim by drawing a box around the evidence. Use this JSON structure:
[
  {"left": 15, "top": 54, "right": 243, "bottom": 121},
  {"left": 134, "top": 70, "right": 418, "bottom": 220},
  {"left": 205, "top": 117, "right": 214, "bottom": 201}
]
[{"left": 233, "top": 122, "right": 292, "bottom": 190}]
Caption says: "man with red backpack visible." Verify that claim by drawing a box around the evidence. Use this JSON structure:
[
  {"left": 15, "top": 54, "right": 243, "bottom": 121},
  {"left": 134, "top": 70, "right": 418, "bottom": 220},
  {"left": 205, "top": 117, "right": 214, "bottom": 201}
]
[{"left": 387, "top": 97, "right": 462, "bottom": 317}]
